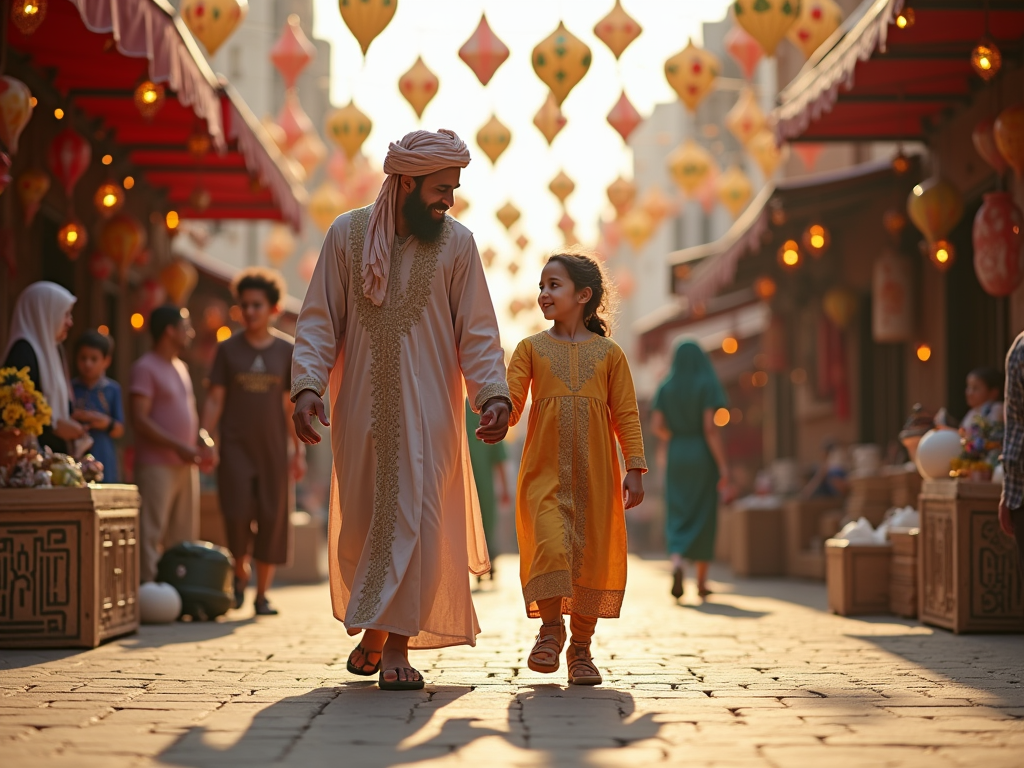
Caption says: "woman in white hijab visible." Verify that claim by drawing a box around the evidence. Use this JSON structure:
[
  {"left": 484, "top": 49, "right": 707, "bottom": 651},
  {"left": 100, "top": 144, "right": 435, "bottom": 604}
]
[{"left": 2, "top": 281, "right": 86, "bottom": 453}]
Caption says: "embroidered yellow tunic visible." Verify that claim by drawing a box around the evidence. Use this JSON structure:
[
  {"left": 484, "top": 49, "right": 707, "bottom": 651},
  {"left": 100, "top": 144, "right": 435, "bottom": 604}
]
[{"left": 507, "top": 332, "right": 647, "bottom": 619}]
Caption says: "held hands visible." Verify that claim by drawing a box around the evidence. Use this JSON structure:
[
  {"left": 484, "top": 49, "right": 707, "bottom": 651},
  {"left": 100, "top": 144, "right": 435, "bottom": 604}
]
[
  {"left": 293, "top": 390, "right": 330, "bottom": 445},
  {"left": 475, "top": 399, "right": 510, "bottom": 444},
  {"left": 623, "top": 468, "right": 645, "bottom": 510}
]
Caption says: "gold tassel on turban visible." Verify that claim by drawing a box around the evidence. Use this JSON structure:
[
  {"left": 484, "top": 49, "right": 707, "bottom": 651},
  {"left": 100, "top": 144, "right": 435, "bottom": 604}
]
[{"left": 362, "top": 129, "right": 472, "bottom": 306}]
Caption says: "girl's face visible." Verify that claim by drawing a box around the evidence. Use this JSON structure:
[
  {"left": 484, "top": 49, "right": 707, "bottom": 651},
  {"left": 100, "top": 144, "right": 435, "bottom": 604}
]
[
  {"left": 538, "top": 260, "right": 591, "bottom": 323},
  {"left": 56, "top": 308, "right": 73, "bottom": 342},
  {"left": 965, "top": 374, "right": 998, "bottom": 409}
]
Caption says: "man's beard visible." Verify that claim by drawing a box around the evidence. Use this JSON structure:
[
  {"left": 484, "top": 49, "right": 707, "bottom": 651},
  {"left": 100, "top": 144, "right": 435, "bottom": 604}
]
[{"left": 402, "top": 185, "right": 446, "bottom": 242}]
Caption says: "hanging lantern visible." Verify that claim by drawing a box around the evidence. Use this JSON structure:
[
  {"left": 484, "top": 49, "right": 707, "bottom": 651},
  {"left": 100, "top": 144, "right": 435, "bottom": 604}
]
[
  {"left": 777, "top": 239, "right": 801, "bottom": 270},
  {"left": 754, "top": 276, "right": 777, "bottom": 301},
  {"left": 0, "top": 76, "right": 33, "bottom": 155},
  {"left": 290, "top": 131, "right": 327, "bottom": 176},
  {"left": 607, "top": 91, "right": 643, "bottom": 143},
  {"left": 994, "top": 104, "right": 1024, "bottom": 179},
  {"left": 695, "top": 165, "right": 719, "bottom": 214},
  {"left": 621, "top": 207, "right": 654, "bottom": 251},
  {"left": 533, "top": 92, "right": 567, "bottom": 146},
  {"left": 725, "top": 87, "right": 766, "bottom": 147},
  {"left": 883, "top": 208, "right": 907, "bottom": 241},
  {"left": 57, "top": 221, "right": 87, "bottom": 260},
  {"left": 187, "top": 125, "right": 211, "bottom": 158},
  {"left": 189, "top": 186, "right": 212, "bottom": 211},
  {"left": 823, "top": 288, "right": 857, "bottom": 329},
  {"left": 732, "top": 0, "right": 801, "bottom": 57},
  {"left": 640, "top": 186, "right": 672, "bottom": 225},
  {"left": 667, "top": 139, "right": 713, "bottom": 196},
  {"left": 308, "top": 181, "right": 348, "bottom": 233},
  {"left": 277, "top": 90, "right": 314, "bottom": 152},
  {"left": 607, "top": 176, "right": 637, "bottom": 217},
  {"left": 325, "top": 101, "right": 372, "bottom": 160},
  {"left": 88, "top": 251, "right": 115, "bottom": 281},
  {"left": 664, "top": 39, "right": 720, "bottom": 112},
  {"left": 872, "top": 249, "right": 914, "bottom": 343},
  {"left": 48, "top": 127, "right": 91, "bottom": 199},
  {"left": 928, "top": 240, "right": 955, "bottom": 272},
  {"left": 160, "top": 260, "right": 199, "bottom": 306},
  {"left": 270, "top": 14, "right": 316, "bottom": 89},
  {"left": 802, "top": 223, "right": 830, "bottom": 258},
  {"left": 601, "top": 219, "right": 622, "bottom": 252},
  {"left": 181, "top": 0, "right": 248, "bottom": 56},
  {"left": 481, "top": 247, "right": 496, "bottom": 268},
  {"left": 717, "top": 165, "right": 752, "bottom": 218},
  {"left": 724, "top": 24, "right": 763, "bottom": 79},
  {"left": 449, "top": 196, "right": 468, "bottom": 219},
  {"left": 260, "top": 116, "right": 288, "bottom": 153},
  {"left": 895, "top": 5, "right": 915, "bottom": 30},
  {"left": 970, "top": 39, "right": 1002, "bottom": 82},
  {"left": 476, "top": 114, "right": 511, "bottom": 165},
  {"left": 558, "top": 212, "right": 575, "bottom": 234},
  {"left": 549, "top": 171, "right": 575, "bottom": 205},
  {"left": 613, "top": 266, "right": 636, "bottom": 298},
  {"left": 972, "top": 117, "right": 1008, "bottom": 175},
  {"left": 516, "top": 234, "right": 528, "bottom": 251},
  {"left": 793, "top": 143, "right": 824, "bottom": 171},
  {"left": 11, "top": 0, "right": 48, "bottom": 35},
  {"left": 326, "top": 149, "right": 349, "bottom": 187},
  {"left": 892, "top": 149, "right": 911, "bottom": 175},
  {"left": 93, "top": 181, "right": 124, "bottom": 219},
  {"left": 399, "top": 56, "right": 439, "bottom": 119},
  {"left": 496, "top": 202, "right": 521, "bottom": 230},
  {"left": 532, "top": 22, "right": 592, "bottom": 106},
  {"left": 15, "top": 168, "right": 48, "bottom": 226},
  {"left": 98, "top": 213, "right": 145, "bottom": 275},
  {"left": 907, "top": 178, "right": 963, "bottom": 248},
  {"left": 594, "top": 0, "right": 641, "bottom": 60},
  {"left": 508, "top": 262, "right": 520, "bottom": 276},
  {"left": 787, "top": 0, "right": 843, "bottom": 60},
  {"left": 458, "top": 14, "right": 509, "bottom": 86},
  {"left": 339, "top": 0, "right": 396, "bottom": 56},
  {"left": 972, "top": 191, "right": 1024, "bottom": 297},
  {"left": 748, "top": 129, "right": 786, "bottom": 177},
  {"left": 264, "top": 224, "right": 295, "bottom": 267},
  {"left": 133, "top": 80, "right": 165, "bottom": 119},
  {"left": 298, "top": 249, "right": 318, "bottom": 283}
]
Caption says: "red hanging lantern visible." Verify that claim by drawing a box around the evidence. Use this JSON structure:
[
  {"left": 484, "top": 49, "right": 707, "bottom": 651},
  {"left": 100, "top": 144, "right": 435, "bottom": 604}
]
[
  {"left": 11, "top": 0, "right": 48, "bottom": 35},
  {"left": 972, "top": 191, "right": 1024, "bottom": 297},
  {"left": 606, "top": 90, "right": 642, "bottom": 142},
  {"left": 48, "top": 128, "right": 91, "bottom": 198},
  {"left": 270, "top": 14, "right": 316, "bottom": 90},
  {"left": 133, "top": 80, "right": 165, "bottom": 119},
  {"left": 88, "top": 251, "right": 114, "bottom": 281},
  {"left": 98, "top": 213, "right": 146, "bottom": 276},
  {"left": 458, "top": 14, "right": 510, "bottom": 86}
]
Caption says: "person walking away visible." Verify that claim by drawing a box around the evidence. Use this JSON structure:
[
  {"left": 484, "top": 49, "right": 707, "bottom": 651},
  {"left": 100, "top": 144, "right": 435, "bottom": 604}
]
[
  {"left": 506, "top": 250, "right": 646, "bottom": 686},
  {"left": 131, "top": 305, "right": 213, "bottom": 583},
  {"left": 999, "top": 333, "right": 1024, "bottom": 578},
  {"left": 201, "top": 268, "right": 305, "bottom": 616},
  {"left": 72, "top": 330, "right": 125, "bottom": 482},
  {"left": 291, "top": 129, "right": 510, "bottom": 691},
  {"left": 651, "top": 340, "right": 729, "bottom": 601},
  {"left": 465, "top": 398, "right": 509, "bottom": 583},
  {"left": 2, "top": 282, "right": 87, "bottom": 455}
]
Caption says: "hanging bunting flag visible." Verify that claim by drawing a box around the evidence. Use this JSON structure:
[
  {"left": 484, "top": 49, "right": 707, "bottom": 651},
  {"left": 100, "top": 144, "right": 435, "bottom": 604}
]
[{"left": 458, "top": 14, "right": 509, "bottom": 86}]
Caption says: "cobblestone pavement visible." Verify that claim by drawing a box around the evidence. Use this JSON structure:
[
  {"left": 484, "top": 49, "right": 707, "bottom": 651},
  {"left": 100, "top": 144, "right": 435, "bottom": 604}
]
[{"left": 2, "top": 555, "right": 1024, "bottom": 767}]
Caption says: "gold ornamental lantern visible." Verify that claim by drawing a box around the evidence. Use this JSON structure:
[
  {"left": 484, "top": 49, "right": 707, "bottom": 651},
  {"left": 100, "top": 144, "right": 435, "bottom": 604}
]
[
  {"left": 549, "top": 170, "right": 575, "bottom": 205},
  {"left": 0, "top": 76, "right": 33, "bottom": 155},
  {"left": 606, "top": 176, "right": 637, "bottom": 216},
  {"left": 717, "top": 165, "right": 752, "bottom": 218},
  {"left": 515, "top": 234, "right": 528, "bottom": 250},
  {"left": 339, "top": 0, "right": 397, "bottom": 57},
  {"left": 664, "top": 39, "right": 720, "bottom": 112},
  {"left": 787, "top": 0, "right": 842, "bottom": 60},
  {"left": 532, "top": 22, "right": 592, "bottom": 105},
  {"left": 476, "top": 114, "right": 511, "bottom": 165},
  {"left": 732, "top": 0, "right": 802, "bottom": 57},
  {"left": 621, "top": 207, "right": 654, "bottom": 251},
  {"left": 667, "top": 139, "right": 714, "bottom": 197},
  {"left": 160, "top": 259, "right": 199, "bottom": 306},
  {"left": 533, "top": 92, "right": 567, "bottom": 146},
  {"left": 906, "top": 178, "right": 964, "bottom": 254},
  {"left": 725, "top": 87, "right": 766, "bottom": 147},
  {"left": 181, "top": 0, "right": 248, "bottom": 57},
  {"left": 308, "top": 181, "right": 347, "bottom": 233},
  {"left": 325, "top": 101, "right": 372, "bottom": 159},
  {"left": 496, "top": 202, "right": 521, "bottom": 231},
  {"left": 607, "top": 90, "right": 643, "bottom": 143},
  {"left": 593, "top": 0, "right": 642, "bottom": 60},
  {"left": 398, "top": 56, "right": 439, "bottom": 119},
  {"left": 748, "top": 129, "right": 786, "bottom": 178},
  {"left": 640, "top": 186, "right": 672, "bottom": 226}
]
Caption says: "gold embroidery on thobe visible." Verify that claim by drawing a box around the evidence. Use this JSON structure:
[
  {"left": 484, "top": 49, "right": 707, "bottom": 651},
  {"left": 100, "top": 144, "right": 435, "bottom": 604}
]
[
  {"left": 348, "top": 205, "right": 450, "bottom": 625},
  {"left": 474, "top": 381, "right": 512, "bottom": 411},
  {"left": 290, "top": 375, "right": 325, "bottom": 400}
]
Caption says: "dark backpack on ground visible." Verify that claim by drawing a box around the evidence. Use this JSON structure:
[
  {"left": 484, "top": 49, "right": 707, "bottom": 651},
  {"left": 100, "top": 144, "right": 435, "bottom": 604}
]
[{"left": 157, "top": 541, "right": 234, "bottom": 621}]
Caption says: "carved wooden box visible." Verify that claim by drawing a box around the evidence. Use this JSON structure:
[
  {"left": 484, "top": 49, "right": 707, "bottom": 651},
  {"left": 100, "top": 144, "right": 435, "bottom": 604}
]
[
  {"left": 784, "top": 498, "right": 842, "bottom": 580},
  {"left": 0, "top": 485, "right": 140, "bottom": 648},
  {"left": 825, "top": 539, "right": 892, "bottom": 616},
  {"left": 889, "top": 528, "right": 919, "bottom": 618},
  {"left": 918, "top": 480, "right": 1024, "bottom": 634}
]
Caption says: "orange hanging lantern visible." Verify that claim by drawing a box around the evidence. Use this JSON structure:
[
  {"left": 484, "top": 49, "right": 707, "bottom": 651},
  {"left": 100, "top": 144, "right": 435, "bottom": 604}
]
[
  {"left": 717, "top": 165, "right": 752, "bottom": 218},
  {"left": 607, "top": 176, "right": 636, "bottom": 217},
  {"left": 0, "top": 76, "right": 33, "bottom": 155},
  {"left": 724, "top": 23, "right": 762, "bottom": 79},
  {"left": 93, "top": 181, "right": 125, "bottom": 219},
  {"left": 339, "top": 0, "right": 396, "bottom": 56},
  {"left": 883, "top": 208, "right": 907, "bottom": 241},
  {"left": 276, "top": 90, "right": 314, "bottom": 152},
  {"left": 754, "top": 276, "right": 777, "bottom": 301},
  {"left": 187, "top": 125, "right": 211, "bottom": 158},
  {"left": 57, "top": 220, "right": 87, "bottom": 260},
  {"left": 481, "top": 247, "right": 496, "bottom": 268},
  {"left": 823, "top": 287, "right": 857, "bottom": 329},
  {"left": 133, "top": 80, "right": 165, "bottom": 119},
  {"left": 270, "top": 14, "right": 316, "bottom": 89},
  {"left": 399, "top": 56, "right": 439, "bottom": 119},
  {"left": 496, "top": 202, "right": 520, "bottom": 231},
  {"left": 532, "top": 22, "right": 592, "bottom": 106},
  {"left": 181, "top": 0, "right": 248, "bottom": 56},
  {"left": 308, "top": 181, "right": 347, "bottom": 233},
  {"left": 907, "top": 177, "right": 963, "bottom": 247},
  {"left": 787, "top": 0, "right": 843, "bottom": 60},
  {"left": 802, "top": 223, "right": 830, "bottom": 257},
  {"left": 264, "top": 224, "right": 295, "bottom": 267},
  {"left": 593, "top": 0, "right": 642, "bottom": 60},
  {"left": 458, "top": 14, "right": 509, "bottom": 86},
  {"left": 88, "top": 251, "right": 114, "bottom": 281},
  {"left": 476, "top": 114, "right": 511, "bottom": 165},
  {"left": 98, "top": 213, "right": 146, "bottom": 275},
  {"left": 667, "top": 139, "right": 714, "bottom": 197},
  {"left": 872, "top": 249, "right": 914, "bottom": 343},
  {"left": 549, "top": 170, "right": 574, "bottom": 205},
  {"left": 777, "top": 239, "right": 801, "bottom": 270},
  {"left": 325, "top": 101, "right": 372, "bottom": 159},
  {"left": 972, "top": 117, "right": 1008, "bottom": 175},
  {"left": 725, "top": 87, "right": 766, "bottom": 147},
  {"left": 971, "top": 39, "right": 1002, "bottom": 82},
  {"left": 11, "top": 0, "right": 48, "bottom": 35},
  {"left": 732, "top": 0, "right": 801, "bottom": 57},
  {"left": 160, "top": 260, "right": 199, "bottom": 306},
  {"left": 507, "top": 262, "right": 519, "bottom": 276},
  {"left": 640, "top": 186, "right": 673, "bottom": 225},
  {"left": 748, "top": 129, "right": 787, "bottom": 177},
  {"left": 621, "top": 207, "right": 654, "bottom": 251},
  {"left": 15, "top": 168, "right": 49, "bottom": 226},
  {"left": 516, "top": 235, "right": 528, "bottom": 251},
  {"left": 326, "top": 149, "right": 349, "bottom": 187},
  {"left": 928, "top": 240, "right": 955, "bottom": 272},
  {"left": 48, "top": 127, "right": 90, "bottom": 200},
  {"left": 607, "top": 90, "right": 643, "bottom": 143},
  {"left": 994, "top": 104, "right": 1024, "bottom": 179},
  {"left": 533, "top": 92, "right": 566, "bottom": 146},
  {"left": 664, "top": 39, "right": 720, "bottom": 112}
]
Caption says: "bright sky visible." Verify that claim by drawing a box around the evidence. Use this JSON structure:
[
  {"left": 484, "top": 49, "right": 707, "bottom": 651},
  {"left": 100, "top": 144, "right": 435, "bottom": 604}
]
[{"left": 311, "top": 0, "right": 733, "bottom": 336}]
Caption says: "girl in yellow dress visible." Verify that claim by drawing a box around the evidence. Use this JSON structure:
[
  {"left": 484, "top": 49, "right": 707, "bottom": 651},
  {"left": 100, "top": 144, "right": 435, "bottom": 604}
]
[{"left": 507, "top": 250, "right": 647, "bottom": 686}]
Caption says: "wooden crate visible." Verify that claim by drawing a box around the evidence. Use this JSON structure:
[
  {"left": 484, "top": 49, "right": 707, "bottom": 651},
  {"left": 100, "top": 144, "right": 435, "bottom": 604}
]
[
  {"left": 889, "top": 470, "right": 923, "bottom": 510},
  {"left": 889, "top": 528, "right": 919, "bottom": 618},
  {"left": 826, "top": 539, "right": 892, "bottom": 616},
  {"left": 918, "top": 480, "right": 1024, "bottom": 634},
  {"left": 784, "top": 498, "right": 841, "bottom": 580},
  {"left": 715, "top": 504, "right": 734, "bottom": 565},
  {"left": 0, "top": 485, "right": 140, "bottom": 648},
  {"left": 846, "top": 476, "right": 892, "bottom": 526},
  {"left": 731, "top": 504, "right": 785, "bottom": 577}
]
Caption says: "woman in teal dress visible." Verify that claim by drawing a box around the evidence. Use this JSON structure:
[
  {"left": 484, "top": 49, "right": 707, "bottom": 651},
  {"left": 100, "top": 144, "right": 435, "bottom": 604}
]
[{"left": 652, "top": 341, "right": 729, "bottom": 600}]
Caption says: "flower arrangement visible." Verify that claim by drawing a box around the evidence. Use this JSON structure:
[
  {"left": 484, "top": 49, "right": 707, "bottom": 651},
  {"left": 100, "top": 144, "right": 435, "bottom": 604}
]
[
  {"left": 0, "top": 366, "right": 52, "bottom": 436},
  {"left": 950, "top": 410, "right": 1004, "bottom": 481}
]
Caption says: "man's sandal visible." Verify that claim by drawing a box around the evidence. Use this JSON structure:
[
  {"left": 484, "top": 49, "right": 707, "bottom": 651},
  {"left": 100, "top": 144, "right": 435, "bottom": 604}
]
[
  {"left": 528, "top": 620, "right": 566, "bottom": 674},
  {"left": 346, "top": 643, "right": 382, "bottom": 676},
  {"left": 567, "top": 641, "right": 603, "bottom": 686},
  {"left": 378, "top": 667, "right": 425, "bottom": 691}
]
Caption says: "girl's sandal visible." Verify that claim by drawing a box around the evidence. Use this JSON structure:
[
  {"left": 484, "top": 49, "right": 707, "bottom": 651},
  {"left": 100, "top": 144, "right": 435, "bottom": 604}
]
[
  {"left": 378, "top": 667, "right": 425, "bottom": 691},
  {"left": 346, "top": 643, "right": 382, "bottom": 676},
  {"left": 527, "top": 620, "right": 566, "bottom": 674},
  {"left": 567, "top": 641, "right": 603, "bottom": 686}
]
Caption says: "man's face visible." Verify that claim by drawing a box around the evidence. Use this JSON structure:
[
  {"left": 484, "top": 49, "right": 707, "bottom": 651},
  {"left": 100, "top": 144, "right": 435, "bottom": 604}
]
[
  {"left": 400, "top": 167, "right": 460, "bottom": 242},
  {"left": 239, "top": 288, "right": 275, "bottom": 333},
  {"left": 168, "top": 315, "right": 195, "bottom": 353}
]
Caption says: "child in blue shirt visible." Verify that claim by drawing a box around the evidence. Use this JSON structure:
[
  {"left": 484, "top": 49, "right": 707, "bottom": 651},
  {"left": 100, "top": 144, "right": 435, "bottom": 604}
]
[{"left": 72, "top": 330, "right": 125, "bottom": 482}]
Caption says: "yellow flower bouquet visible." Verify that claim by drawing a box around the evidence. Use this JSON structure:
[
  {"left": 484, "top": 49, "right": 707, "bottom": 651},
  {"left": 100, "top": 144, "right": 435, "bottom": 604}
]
[{"left": 0, "top": 366, "right": 52, "bottom": 436}]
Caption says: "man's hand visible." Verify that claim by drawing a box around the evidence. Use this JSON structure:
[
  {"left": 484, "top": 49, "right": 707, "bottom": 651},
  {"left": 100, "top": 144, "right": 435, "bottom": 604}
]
[
  {"left": 623, "top": 468, "right": 645, "bottom": 509},
  {"left": 175, "top": 442, "right": 201, "bottom": 465},
  {"left": 999, "top": 497, "right": 1016, "bottom": 538},
  {"left": 293, "top": 390, "right": 330, "bottom": 445},
  {"left": 475, "top": 399, "right": 509, "bottom": 444}
]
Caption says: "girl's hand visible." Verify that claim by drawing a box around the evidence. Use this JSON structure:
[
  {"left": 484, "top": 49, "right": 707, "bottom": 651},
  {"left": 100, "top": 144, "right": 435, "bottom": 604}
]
[
  {"left": 54, "top": 418, "right": 87, "bottom": 441},
  {"left": 623, "top": 468, "right": 645, "bottom": 509}
]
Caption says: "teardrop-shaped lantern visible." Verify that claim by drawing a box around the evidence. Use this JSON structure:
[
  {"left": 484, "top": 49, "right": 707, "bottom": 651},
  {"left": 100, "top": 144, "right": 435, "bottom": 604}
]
[
  {"left": 160, "top": 259, "right": 199, "bottom": 306},
  {"left": 180, "top": 0, "right": 249, "bottom": 57},
  {"left": 725, "top": 87, "right": 766, "bottom": 147},
  {"left": 339, "top": 0, "right": 397, "bottom": 57},
  {"left": 476, "top": 114, "right": 511, "bottom": 165},
  {"left": 290, "top": 131, "right": 327, "bottom": 176},
  {"left": 787, "top": 0, "right": 843, "bottom": 60},
  {"left": 458, "top": 14, "right": 509, "bottom": 86},
  {"left": 98, "top": 213, "right": 145, "bottom": 275},
  {"left": 264, "top": 223, "right": 296, "bottom": 267},
  {"left": 972, "top": 191, "right": 1024, "bottom": 297},
  {"left": 308, "top": 181, "right": 348, "bottom": 233},
  {"left": 496, "top": 202, "right": 521, "bottom": 230},
  {"left": 664, "top": 39, "right": 720, "bottom": 112},
  {"left": 533, "top": 92, "right": 567, "bottom": 146},
  {"left": 15, "top": 168, "right": 49, "bottom": 226},
  {"left": 994, "top": 104, "right": 1024, "bottom": 179},
  {"left": 872, "top": 248, "right": 914, "bottom": 343},
  {"left": 717, "top": 165, "right": 752, "bottom": 218},
  {"left": 399, "top": 56, "right": 439, "bottom": 119},
  {"left": 593, "top": 0, "right": 642, "bottom": 60},
  {"left": 640, "top": 186, "right": 673, "bottom": 225},
  {"left": 516, "top": 234, "right": 529, "bottom": 250},
  {"left": 276, "top": 90, "right": 314, "bottom": 152},
  {"left": 48, "top": 127, "right": 91, "bottom": 197},
  {"left": 481, "top": 247, "right": 496, "bottom": 268},
  {"left": 732, "top": 0, "right": 801, "bottom": 57},
  {"left": 907, "top": 177, "right": 964, "bottom": 245},
  {"left": 325, "top": 101, "right": 372, "bottom": 159},
  {"left": 972, "top": 117, "right": 1008, "bottom": 175},
  {"left": 667, "top": 139, "right": 714, "bottom": 197},
  {"left": 271, "top": 14, "right": 316, "bottom": 89},
  {"left": 558, "top": 212, "right": 575, "bottom": 234},
  {"left": 607, "top": 176, "right": 637, "bottom": 217},
  {"left": 11, "top": 0, "right": 48, "bottom": 35},
  {"left": 822, "top": 288, "right": 857, "bottom": 330},
  {"left": 621, "top": 207, "right": 654, "bottom": 251},
  {"left": 607, "top": 90, "right": 643, "bottom": 143},
  {"left": 549, "top": 170, "right": 575, "bottom": 204},
  {"left": 326, "top": 149, "right": 349, "bottom": 187},
  {"left": 725, "top": 24, "right": 763, "bottom": 79},
  {"left": 532, "top": 22, "right": 592, "bottom": 106},
  {"left": 748, "top": 129, "right": 786, "bottom": 177},
  {"left": 0, "top": 76, "right": 33, "bottom": 155}
]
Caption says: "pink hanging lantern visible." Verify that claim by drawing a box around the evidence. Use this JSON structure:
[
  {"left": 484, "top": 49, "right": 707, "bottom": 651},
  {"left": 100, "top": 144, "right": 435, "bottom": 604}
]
[
  {"left": 972, "top": 192, "right": 1024, "bottom": 297},
  {"left": 607, "top": 90, "right": 643, "bottom": 142},
  {"left": 276, "top": 90, "right": 313, "bottom": 152},
  {"left": 326, "top": 149, "right": 349, "bottom": 187},
  {"left": 724, "top": 24, "right": 762, "bottom": 80},
  {"left": 48, "top": 127, "right": 91, "bottom": 197},
  {"left": 270, "top": 14, "right": 316, "bottom": 89},
  {"left": 458, "top": 14, "right": 509, "bottom": 86}
]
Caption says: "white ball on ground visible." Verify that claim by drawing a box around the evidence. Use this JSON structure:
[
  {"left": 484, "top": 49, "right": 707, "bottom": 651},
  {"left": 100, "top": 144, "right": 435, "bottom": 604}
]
[
  {"left": 139, "top": 581, "right": 182, "bottom": 624},
  {"left": 914, "top": 429, "right": 962, "bottom": 480}
]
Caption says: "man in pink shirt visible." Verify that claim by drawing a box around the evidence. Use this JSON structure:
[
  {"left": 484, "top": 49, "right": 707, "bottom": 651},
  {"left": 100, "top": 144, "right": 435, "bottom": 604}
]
[{"left": 131, "top": 306, "right": 213, "bottom": 583}]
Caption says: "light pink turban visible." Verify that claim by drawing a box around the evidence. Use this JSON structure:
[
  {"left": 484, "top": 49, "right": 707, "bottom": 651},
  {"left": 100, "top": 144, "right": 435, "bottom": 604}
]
[{"left": 362, "top": 129, "right": 471, "bottom": 306}]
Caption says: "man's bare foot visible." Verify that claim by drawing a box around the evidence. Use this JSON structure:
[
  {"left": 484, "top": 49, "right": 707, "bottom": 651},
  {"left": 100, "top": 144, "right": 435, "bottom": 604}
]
[
  {"left": 380, "top": 633, "right": 422, "bottom": 685},
  {"left": 347, "top": 628, "right": 387, "bottom": 675}
]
